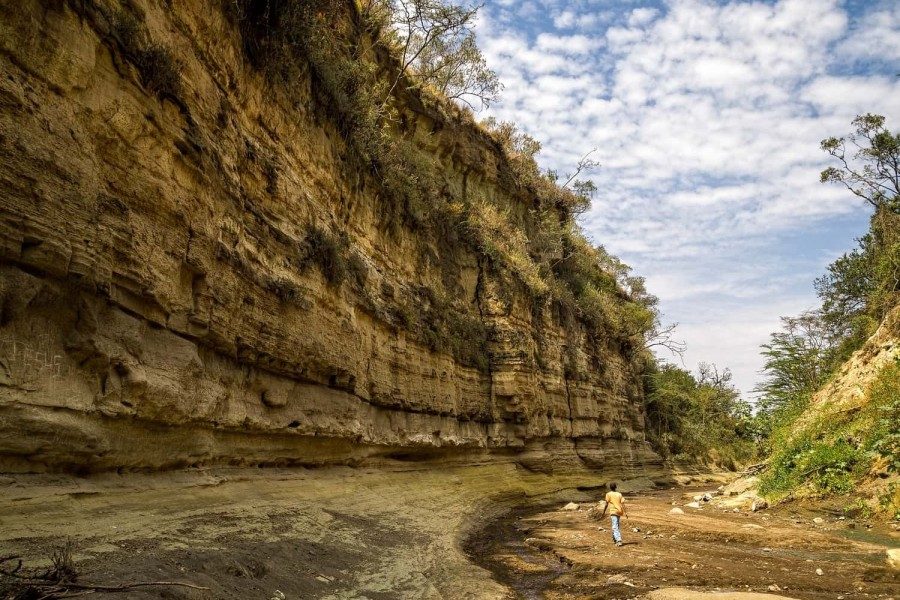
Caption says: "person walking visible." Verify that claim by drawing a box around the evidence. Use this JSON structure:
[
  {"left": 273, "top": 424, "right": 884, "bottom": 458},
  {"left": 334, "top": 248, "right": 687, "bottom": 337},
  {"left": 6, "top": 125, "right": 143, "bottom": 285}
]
[{"left": 599, "top": 481, "right": 627, "bottom": 547}]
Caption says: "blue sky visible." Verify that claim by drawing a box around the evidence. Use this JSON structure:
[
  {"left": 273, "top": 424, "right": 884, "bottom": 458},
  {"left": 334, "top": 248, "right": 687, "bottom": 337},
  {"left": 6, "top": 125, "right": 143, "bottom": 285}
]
[{"left": 474, "top": 0, "right": 900, "bottom": 397}]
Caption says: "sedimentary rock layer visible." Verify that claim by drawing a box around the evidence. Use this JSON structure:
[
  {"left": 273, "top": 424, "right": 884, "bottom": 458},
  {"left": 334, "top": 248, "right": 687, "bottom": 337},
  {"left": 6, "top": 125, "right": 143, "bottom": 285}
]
[{"left": 0, "top": 0, "right": 658, "bottom": 472}]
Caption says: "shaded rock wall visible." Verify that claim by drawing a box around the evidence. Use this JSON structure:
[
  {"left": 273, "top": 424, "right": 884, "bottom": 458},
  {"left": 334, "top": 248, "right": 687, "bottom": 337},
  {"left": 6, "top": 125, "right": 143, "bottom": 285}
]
[{"left": 0, "top": 0, "right": 659, "bottom": 472}]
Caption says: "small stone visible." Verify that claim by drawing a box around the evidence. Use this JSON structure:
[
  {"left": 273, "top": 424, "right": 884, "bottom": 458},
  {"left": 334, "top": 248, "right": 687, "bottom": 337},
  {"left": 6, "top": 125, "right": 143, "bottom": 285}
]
[
  {"left": 606, "top": 574, "right": 629, "bottom": 585},
  {"left": 525, "top": 538, "right": 553, "bottom": 551},
  {"left": 702, "top": 493, "right": 713, "bottom": 502},
  {"left": 669, "top": 507, "right": 685, "bottom": 515},
  {"left": 768, "top": 584, "right": 781, "bottom": 592},
  {"left": 815, "top": 568, "right": 823, "bottom": 576},
  {"left": 686, "top": 501, "right": 702, "bottom": 509},
  {"left": 812, "top": 517, "right": 824, "bottom": 524},
  {"left": 733, "top": 508, "right": 740, "bottom": 513},
  {"left": 887, "top": 548, "right": 900, "bottom": 570},
  {"left": 751, "top": 499, "right": 768, "bottom": 512},
  {"left": 562, "top": 502, "right": 579, "bottom": 511},
  {"left": 272, "top": 592, "right": 286, "bottom": 600},
  {"left": 691, "top": 564, "right": 698, "bottom": 570},
  {"left": 631, "top": 527, "right": 641, "bottom": 533},
  {"left": 762, "top": 547, "right": 772, "bottom": 552}
]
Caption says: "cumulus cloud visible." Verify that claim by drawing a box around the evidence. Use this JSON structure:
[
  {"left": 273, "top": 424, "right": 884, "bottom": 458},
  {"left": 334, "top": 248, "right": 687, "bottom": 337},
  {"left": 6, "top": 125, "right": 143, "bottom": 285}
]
[{"left": 479, "top": 0, "right": 900, "bottom": 396}]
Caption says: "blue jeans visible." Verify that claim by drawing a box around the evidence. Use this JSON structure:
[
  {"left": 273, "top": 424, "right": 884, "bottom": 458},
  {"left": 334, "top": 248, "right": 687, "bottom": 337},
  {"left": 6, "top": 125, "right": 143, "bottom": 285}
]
[{"left": 611, "top": 515, "right": 622, "bottom": 543}]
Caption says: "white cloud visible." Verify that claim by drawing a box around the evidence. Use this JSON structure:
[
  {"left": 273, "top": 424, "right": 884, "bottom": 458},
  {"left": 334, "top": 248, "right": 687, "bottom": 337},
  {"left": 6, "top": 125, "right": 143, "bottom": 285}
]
[
  {"left": 536, "top": 33, "right": 604, "bottom": 55},
  {"left": 836, "top": 4, "right": 900, "bottom": 63},
  {"left": 629, "top": 7, "right": 660, "bottom": 27},
  {"left": 479, "top": 0, "right": 900, "bottom": 396}
]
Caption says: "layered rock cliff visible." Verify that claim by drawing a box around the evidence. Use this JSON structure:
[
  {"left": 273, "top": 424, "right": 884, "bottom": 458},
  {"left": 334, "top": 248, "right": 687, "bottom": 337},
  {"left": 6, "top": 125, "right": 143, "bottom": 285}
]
[{"left": 0, "top": 0, "right": 659, "bottom": 472}]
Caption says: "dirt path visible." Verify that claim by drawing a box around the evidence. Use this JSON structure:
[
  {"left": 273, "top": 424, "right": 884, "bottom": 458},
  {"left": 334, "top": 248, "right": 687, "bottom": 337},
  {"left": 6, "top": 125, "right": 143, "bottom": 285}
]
[{"left": 467, "top": 487, "right": 899, "bottom": 599}]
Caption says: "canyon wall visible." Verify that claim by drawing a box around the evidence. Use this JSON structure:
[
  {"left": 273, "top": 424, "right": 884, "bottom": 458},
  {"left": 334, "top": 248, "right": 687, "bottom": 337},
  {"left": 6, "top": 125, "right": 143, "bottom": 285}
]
[{"left": 0, "top": 0, "right": 659, "bottom": 472}]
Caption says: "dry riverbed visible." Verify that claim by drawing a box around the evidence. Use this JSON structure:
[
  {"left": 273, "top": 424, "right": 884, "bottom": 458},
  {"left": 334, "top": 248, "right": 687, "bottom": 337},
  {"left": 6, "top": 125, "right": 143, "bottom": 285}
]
[
  {"left": 467, "top": 486, "right": 899, "bottom": 599},
  {"left": 0, "top": 462, "right": 666, "bottom": 599},
  {"left": 1, "top": 467, "right": 897, "bottom": 599}
]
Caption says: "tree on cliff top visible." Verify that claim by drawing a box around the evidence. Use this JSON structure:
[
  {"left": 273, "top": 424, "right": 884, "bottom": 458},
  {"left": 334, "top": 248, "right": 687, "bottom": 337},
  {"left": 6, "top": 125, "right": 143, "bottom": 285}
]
[
  {"left": 818, "top": 114, "right": 900, "bottom": 338},
  {"left": 365, "top": 0, "right": 502, "bottom": 110},
  {"left": 820, "top": 113, "right": 900, "bottom": 211}
]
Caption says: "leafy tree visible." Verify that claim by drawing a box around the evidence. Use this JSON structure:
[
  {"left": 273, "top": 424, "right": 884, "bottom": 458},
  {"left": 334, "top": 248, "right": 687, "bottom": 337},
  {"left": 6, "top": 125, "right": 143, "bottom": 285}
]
[
  {"left": 820, "top": 113, "right": 900, "bottom": 210},
  {"left": 562, "top": 149, "right": 601, "bottom": 214},
  {"left": 370, "top": 0, "right": 502, "bottom": 110},
  {"left": 817, "top": 114, "right": 900, "bottom": 332},
  {"left": 755, "top": 312, "right": 836, "bottom": 414},
  {"left": 644, "top": 362, "right": 755, "bottom": 467}
]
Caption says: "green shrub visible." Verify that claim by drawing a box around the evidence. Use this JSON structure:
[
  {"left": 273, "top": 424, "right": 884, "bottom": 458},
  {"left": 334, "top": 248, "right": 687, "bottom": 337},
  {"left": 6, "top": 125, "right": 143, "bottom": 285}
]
[
  {"left": 299, "top": 225, "right": 349, "bottom": 286},
  {"left": 866, "top": 359, "right": 900, "bottom": 471},
  {"left": 112, "top": 10, "right": 182, "bottom": 100},
  {"left": 267, "top": 277, "right": 305, "bottom": 304},
  {"left": 878, "top": 483, "right": 900, "bottom": 520}
]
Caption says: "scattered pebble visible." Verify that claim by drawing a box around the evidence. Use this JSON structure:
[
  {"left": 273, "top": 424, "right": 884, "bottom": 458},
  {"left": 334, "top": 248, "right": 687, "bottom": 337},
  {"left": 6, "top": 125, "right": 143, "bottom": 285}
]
[
  {"left": 768, "top": 584, "right": 781, "bottom": 592},
  {"left": 562, "top": 502, "right": 579, "bottom": 511},
  {"left": 815, "top": 568, "right": 824, "bottom": 576},
  {"left": 686, "top": 501, "right": 702, "bottom": 509},
  {"left": 813, "top": 517, "right": 824, "bottom": 524},
  {"left": 669, "top": 507, "right": 685, "bottom": 515}
]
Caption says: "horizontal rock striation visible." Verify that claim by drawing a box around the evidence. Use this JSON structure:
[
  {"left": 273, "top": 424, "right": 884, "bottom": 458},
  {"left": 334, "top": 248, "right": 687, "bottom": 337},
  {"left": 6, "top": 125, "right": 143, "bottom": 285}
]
[{"left": 0, "top": 0, "right": 659, "bottom": 472}]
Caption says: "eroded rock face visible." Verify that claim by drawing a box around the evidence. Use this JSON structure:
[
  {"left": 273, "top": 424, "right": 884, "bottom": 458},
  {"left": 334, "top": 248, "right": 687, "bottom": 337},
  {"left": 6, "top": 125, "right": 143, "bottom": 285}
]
[{"left": 0, "top": 0, "right": 659, "bottom": 472}]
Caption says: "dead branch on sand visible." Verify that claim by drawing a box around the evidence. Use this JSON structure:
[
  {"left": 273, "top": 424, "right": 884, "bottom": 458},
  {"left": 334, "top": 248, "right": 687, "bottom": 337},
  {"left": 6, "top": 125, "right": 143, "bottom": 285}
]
[{"left": 1, "top": 545, "right": 209, "bottom": 599}]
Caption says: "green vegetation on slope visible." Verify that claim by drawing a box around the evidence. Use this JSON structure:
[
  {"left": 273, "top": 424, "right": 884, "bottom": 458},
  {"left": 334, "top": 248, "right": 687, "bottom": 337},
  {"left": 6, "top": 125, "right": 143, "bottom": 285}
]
[
  {"left": 759, "top": 359, "right": 900, "bottom": 518},
  {"left": 756, "top": 115, "right": 900, "bottom": 513}
]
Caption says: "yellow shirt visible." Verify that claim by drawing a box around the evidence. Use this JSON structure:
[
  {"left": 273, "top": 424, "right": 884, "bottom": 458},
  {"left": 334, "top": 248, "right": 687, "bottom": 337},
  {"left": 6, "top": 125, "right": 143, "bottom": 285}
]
[{"left": 605, "top": 491, "right": 625, "bottom": 516}]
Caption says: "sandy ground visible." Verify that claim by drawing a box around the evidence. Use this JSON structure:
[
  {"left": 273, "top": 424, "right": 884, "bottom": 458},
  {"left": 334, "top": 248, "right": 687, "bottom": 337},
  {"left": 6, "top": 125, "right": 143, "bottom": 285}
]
[
  {"left": 3, "top": 467, "right": 895, "bottom": 599},
  {"left": 468, "top": 486, "right": 900, "bottom": 600},
  {"left": 0, "top": 462, "right": 680, "bottom": 599}
]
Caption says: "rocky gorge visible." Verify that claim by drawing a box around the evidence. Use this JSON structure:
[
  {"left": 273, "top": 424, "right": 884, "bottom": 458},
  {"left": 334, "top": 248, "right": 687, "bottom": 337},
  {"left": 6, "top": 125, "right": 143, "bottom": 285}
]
[{"left": 2, "top": 2, "right": 899, "bottom": 599}]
